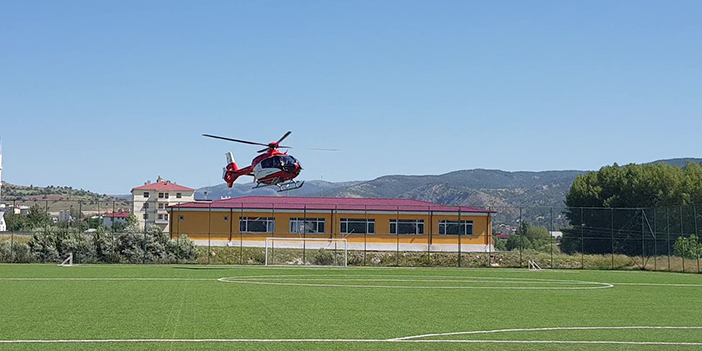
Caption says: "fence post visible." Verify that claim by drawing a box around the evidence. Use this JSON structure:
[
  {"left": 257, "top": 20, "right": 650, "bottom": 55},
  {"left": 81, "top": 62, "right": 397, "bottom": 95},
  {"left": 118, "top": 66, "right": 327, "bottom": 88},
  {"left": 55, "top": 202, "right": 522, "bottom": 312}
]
[
  {"left": 396, "top": 206, "right": 400, "bottom": 267},
  {"left": 680, "top": 206, "right": 685, "bottom": 273},
  {"left": 489, "top": 206, "right": 493, "bottom": 268},
  {"left": 611, "top": 208, "right": 615, "bottom": 270},
  {"left": 363, "top": 206, "right": 368, "bottom": 266},
  {"left": 519, "top": 207, "right": 522, "bottom": 268},
  {"left": 549, "top": 207, "right": 553, "bottom": 268},
  {"left": 458, "top": 207, "right": 462, "bottom": 268},
  {"left": 641, "top": 209, "right": 645, "bottom": 270},
  {"left": 581, "top": 207, "right": 584, "bottom": 269},
  {"left": 653, "top": 208, "right": 657, "bottom": 271},
  {"left": 695, "top": 205, "right": 699, "bottom": 273},
  {"left": 10, "top": 199, "right": 15, "bottom": 262}
]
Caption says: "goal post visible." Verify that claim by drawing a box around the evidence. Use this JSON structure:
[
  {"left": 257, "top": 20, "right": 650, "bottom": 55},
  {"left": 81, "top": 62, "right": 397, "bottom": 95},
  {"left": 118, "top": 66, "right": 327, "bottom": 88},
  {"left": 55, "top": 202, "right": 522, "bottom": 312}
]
[
  {"left": 58, "top": 253, "right": 73, "bottom": 267},
  {"left": 265, "top": 237, "right": 348, "bottom": 267},
  {"left": 528, "top": 259, "right": 543, "bottom": 271}
]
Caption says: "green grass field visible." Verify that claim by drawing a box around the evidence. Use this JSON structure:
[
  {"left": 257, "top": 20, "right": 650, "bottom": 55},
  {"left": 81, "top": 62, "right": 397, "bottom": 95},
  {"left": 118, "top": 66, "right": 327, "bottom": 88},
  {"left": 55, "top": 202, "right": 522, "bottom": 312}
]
[{"left": 1, "top": 265, "right": 701, "bottom": 350}]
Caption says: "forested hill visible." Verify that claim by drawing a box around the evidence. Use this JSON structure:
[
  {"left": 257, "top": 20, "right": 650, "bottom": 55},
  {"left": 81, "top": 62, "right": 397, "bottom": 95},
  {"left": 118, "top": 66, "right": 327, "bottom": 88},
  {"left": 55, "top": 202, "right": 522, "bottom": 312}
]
[
  {"left": 322, "top": 169, "right": 585, "bottom": 208},
  {"left": 197, "top": 158, "right": 702, "bottom": 210},
  {"left": 649, "top": 158, "right": 702, "bottom": 168},
  {"left": 197, "top": 169, "right": 586, "bottom": 209}
]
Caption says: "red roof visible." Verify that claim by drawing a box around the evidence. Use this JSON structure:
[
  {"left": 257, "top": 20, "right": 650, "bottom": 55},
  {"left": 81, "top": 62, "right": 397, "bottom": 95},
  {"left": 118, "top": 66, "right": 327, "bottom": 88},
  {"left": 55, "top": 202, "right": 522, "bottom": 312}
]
[
  {"left": 132, "top": 181, "right": 194, "bottom": 192},
  {"left": 169, "top": 196, "right": 493, "bottom": 214},
  {"left": 104, "top": 211, "right": 131, "bottom": 218}
]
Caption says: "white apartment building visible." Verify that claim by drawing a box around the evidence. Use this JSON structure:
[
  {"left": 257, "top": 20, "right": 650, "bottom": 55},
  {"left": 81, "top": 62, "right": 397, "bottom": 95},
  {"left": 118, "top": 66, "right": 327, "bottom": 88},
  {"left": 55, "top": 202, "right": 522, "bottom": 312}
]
[{"left": 131, "top": 176, "right": 194, "bottom": 232}]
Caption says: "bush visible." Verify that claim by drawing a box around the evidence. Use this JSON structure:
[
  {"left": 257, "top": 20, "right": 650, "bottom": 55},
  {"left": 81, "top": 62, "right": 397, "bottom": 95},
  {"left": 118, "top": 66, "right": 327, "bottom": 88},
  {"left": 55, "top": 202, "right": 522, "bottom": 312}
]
[
  {"left": 313, "top": 249, "right": 334, "bottom": 265},
  {"left": 0, "top": 241, "right": 33, "bottom": 263},
  {"left": 21, "top": 226, "right": 198, "bottom": 264}
]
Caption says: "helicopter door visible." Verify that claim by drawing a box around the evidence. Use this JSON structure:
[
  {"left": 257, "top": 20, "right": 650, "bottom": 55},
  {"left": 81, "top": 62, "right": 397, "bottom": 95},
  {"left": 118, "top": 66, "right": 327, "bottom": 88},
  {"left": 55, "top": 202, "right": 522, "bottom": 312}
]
[{"left": 253, "top": 156, "right": 282, "bottom": 180}]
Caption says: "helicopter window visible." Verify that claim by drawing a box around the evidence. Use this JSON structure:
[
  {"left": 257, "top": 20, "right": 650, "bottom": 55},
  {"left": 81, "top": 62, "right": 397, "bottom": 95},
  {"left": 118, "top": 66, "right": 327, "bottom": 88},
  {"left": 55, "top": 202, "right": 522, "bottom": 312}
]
[
  {"left": 340, "top": 219, "right": 375, "bottom": 234},
  {"left": 261, "top": 156, "right": 285, "bottom": 169},
  {"left": 390, "top": 219, "right": 425, "bottom": 235},
  {"left": 240, "top": 217, "right": 275, "bottom": 233},
  {"left": 289, "top": 218, "right": 325, "bottom": 234}
]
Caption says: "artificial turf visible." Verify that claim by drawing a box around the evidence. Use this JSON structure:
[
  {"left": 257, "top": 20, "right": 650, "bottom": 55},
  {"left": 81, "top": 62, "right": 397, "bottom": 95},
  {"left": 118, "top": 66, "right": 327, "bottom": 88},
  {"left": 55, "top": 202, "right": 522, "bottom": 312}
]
[{"left": 0, "top": 264, "right": 701, "bottom": 350}]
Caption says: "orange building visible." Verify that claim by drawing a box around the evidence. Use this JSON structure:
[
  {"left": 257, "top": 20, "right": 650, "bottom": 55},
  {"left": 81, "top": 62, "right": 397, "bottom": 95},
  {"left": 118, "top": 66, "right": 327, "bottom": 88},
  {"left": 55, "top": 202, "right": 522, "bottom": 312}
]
[{"left": 169, "top": 196, "right": 495, "bottom": 252}]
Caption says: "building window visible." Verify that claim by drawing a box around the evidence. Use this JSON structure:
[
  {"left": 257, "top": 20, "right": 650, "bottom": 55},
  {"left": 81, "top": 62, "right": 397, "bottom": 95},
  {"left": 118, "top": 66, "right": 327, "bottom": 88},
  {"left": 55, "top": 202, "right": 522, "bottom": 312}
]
[
  {"left": 439, "top": 220, "right": 474, "bottom": 236},
  {"left": 143, "top": 214, "right": 148, "bottom": 220},
  {"left": 158, "top": 214, "right": 163, "bottom": 220},
  {"left": 340, "top": 218, "right": 375, "bottom": 234},
  {"left": 390, "top": 219, "right": 425, "bottom": 235},
  {"left": 164, "top": 193, "right": 169, "bottom": 199},
  {"left": 289, "top": 218, "right": 325, "bottom": 234},
  {"left": 143, "top": 192, "right": 149, "bottom": 198},
  {"left": 158, "top": 193, "right": 164, "bottom": 199},
  {"left": 240, "top": 217, "right": 275, "bottom": 233},
  {"left": 176, "top": 193, "right": 182, "bottom": 199},
  {"left": 143, "top": 203, "right": 149, "bottom": 210},
  {"left": 158, "top": 203, "right": 165, "bottom": 209},
  {"left": 164, "top": 214, "right": 168, "bottom": 220}
]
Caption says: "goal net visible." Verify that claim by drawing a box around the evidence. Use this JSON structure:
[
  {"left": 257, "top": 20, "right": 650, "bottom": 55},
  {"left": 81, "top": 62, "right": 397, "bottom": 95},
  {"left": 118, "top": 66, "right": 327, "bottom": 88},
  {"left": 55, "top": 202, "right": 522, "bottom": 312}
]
[{"left": 265, "top": 237, "right": 348, "bottom": 267}]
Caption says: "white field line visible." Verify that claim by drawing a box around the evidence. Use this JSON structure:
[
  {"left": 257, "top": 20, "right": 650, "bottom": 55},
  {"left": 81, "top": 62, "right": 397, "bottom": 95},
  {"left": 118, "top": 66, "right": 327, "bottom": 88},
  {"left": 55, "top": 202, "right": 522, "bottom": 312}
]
[
  {"left": 0, "top": 278, "right": 213, "bottom": 281},
  {"left": 1, "top": 339, "right": 702, "bottom": 346},
  {"left": 3, "top": 326, "right": 702, "bottom": 346},
  {"left": 217, "top": 274, "right": 614, "bottom": 290},
  {"left": 0, "top": 275, "right": 614, "bottom": 289},
  {"left": 393, "top": 326, "right": 702, "bottom": 341},
  {"left": 614, "top": 282, "right": 702, "bottom": 288}
]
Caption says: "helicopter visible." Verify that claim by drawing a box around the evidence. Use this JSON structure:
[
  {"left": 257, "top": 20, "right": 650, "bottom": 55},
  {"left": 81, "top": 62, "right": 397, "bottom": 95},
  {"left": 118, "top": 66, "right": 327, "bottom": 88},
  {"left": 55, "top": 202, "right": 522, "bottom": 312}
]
[{"left": 202, "top": 131, "right": 305, "bottom": 192}]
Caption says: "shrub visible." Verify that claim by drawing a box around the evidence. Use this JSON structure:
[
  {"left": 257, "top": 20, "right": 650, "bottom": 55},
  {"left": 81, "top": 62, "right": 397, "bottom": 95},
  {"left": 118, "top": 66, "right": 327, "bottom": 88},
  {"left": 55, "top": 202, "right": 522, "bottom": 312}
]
[{"left": 313, "top": 249, "right": 334, "bottom": 265}]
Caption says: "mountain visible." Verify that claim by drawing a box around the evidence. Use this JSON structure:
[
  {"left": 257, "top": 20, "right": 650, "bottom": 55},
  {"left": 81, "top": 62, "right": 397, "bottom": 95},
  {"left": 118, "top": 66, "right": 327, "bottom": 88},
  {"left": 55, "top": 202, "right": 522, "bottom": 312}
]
[
  {"left": 649, "top": 158, "right": 702, "bottom": 168},
  {"left": 324, "top": 169, "right": 584, "bottom": 207},
  {"left": 194, "top": 180, "right": 363, "bottom": 200}
]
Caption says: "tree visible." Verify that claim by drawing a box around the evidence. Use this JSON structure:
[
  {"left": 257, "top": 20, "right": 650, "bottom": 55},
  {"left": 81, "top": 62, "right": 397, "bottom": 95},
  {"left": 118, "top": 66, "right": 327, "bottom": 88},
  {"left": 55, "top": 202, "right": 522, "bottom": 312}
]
[
  {"left": 563, "top": 162, "right": 702, "bottom": 255},
  {"left": 3, "top": 211, "right": 28, "bottom": 232},
  {"left": 506, "top": 220, "right": 553, "bottom": 252},
  {"left": 26, "top": 204, "right": 51, "bottom": 229}
]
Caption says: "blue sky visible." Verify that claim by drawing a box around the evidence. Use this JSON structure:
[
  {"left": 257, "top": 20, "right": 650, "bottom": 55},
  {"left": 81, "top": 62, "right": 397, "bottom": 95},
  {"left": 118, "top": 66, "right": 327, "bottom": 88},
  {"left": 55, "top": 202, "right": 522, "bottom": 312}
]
[{"left": 1, "top": 0, "right": 701, "bottom": 195}]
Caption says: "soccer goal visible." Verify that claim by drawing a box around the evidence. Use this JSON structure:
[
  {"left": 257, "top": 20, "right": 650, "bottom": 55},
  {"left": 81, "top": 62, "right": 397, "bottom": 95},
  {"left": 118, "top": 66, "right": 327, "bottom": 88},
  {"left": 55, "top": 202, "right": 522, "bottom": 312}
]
[
  {"left": 528, "top": 259, "right": 543, "bottom": 271},
  {"left": 58, "top": 253, "right": 74, "bottom": 267},
  {"left": 264, "top": 237, "right": 348, "bottom": 267}
]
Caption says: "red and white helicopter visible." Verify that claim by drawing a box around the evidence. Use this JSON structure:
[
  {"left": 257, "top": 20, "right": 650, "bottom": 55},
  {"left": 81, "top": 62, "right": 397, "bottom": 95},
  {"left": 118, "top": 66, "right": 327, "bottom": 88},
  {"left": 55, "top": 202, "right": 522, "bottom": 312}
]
[{"left": 203, "top": 131, "right": 305, "bottom": 192}]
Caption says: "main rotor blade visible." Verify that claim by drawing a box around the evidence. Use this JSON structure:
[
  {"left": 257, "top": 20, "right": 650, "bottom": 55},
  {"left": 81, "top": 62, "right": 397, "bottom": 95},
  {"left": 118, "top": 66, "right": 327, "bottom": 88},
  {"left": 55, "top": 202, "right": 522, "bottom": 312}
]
[
  {"left": 202, "top": 134, "right": 269, "bottom": 147},
  {"left": 276, "top": 131, "right": 292, "bottom": 145},
  {"left": 304, "top": 147, "right": 339, "bottom": 152}
]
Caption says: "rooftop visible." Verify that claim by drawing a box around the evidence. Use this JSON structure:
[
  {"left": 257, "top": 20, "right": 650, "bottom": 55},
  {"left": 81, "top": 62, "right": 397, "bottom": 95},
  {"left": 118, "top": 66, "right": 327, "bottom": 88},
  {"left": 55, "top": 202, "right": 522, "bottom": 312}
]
[
  {"left": 132, "top": 181, "right": 194, "bottom": 192},
  {"left": 104, "top": 211, "right": 131, "bottom": 218},
  {"left": 170, "top": 196, "right": 493, "bottom": 214}
]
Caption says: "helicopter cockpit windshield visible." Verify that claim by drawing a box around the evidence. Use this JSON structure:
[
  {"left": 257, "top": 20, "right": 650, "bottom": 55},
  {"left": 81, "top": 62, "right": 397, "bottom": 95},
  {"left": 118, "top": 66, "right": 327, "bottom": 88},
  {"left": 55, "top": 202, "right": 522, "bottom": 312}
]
[{"left": 261, "top": 155, "right": 300, "bottom": 173}]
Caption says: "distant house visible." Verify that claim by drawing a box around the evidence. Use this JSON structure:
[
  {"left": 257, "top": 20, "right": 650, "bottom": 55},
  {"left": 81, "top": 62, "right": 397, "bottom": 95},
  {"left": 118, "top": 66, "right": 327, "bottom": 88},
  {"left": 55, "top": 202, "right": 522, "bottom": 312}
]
[
  {"left": 103, "top": 211, "right": 130, "bottom": 228},
  {"left": 131, "top": 176, "right": 195, "bottom": 233},
  {"left": 495, "top": 232, "right": 510, "bottom": 240}
]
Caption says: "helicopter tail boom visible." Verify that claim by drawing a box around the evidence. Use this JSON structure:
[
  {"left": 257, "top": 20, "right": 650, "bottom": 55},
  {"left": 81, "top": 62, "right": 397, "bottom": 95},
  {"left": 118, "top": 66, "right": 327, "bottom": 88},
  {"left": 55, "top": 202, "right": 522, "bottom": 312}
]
[{"left": 224, "top": 152, "right": 240, "bottom": 188}]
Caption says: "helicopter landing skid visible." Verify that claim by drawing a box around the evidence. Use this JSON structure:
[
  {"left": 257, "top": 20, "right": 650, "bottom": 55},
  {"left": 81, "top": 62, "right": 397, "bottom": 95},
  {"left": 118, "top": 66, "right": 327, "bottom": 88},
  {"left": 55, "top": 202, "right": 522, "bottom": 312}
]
[{"left": 277, "top": 180, "right": 304, "bottom": 192}]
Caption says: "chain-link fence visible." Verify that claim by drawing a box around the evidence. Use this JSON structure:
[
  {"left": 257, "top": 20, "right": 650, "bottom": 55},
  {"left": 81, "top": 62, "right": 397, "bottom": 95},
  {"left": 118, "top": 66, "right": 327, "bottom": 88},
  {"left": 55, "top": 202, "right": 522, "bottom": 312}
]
[{"left": 1, "top": 199, "right": 701, "bottom": 273}]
